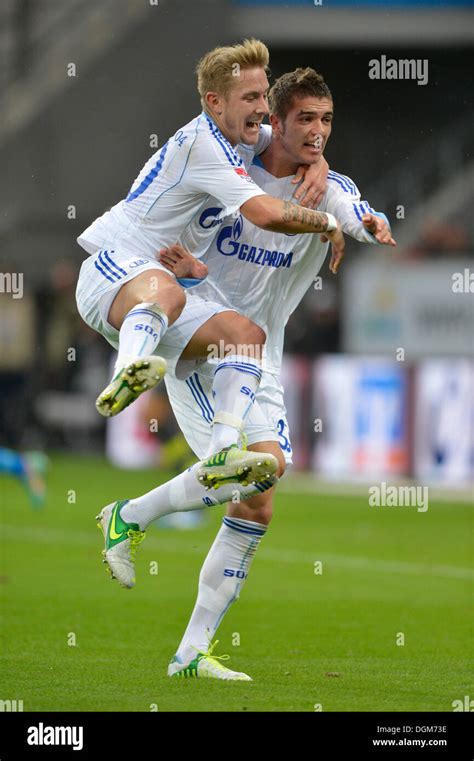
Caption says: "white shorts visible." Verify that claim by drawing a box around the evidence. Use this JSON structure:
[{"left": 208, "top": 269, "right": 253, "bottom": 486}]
[
  {"left": 75, "top": 248, "right": 233, "bottom": 378},
  {"left": 165, "top": 365, "right": 293, "bottom": 466}
]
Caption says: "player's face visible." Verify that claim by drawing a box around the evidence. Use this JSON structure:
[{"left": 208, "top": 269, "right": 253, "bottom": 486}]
[
  {"left": 220, "top": 67, "right": 270, "bottom": 145},
  {"left": 277, "top": 96, "right": 333, "bottom": 164}
]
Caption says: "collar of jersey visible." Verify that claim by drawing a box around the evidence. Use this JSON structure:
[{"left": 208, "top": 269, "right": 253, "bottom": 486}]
[{"left": 201, "top": 111, "right": 238, "bottom": 156}]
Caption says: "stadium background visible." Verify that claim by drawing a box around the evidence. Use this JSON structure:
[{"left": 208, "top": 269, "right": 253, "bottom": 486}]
[{"left": 0, "top": 0, "right": 472, "bottom": 714}]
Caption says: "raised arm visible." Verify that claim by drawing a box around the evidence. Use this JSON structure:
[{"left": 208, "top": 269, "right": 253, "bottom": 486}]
[
  {"left": 360, "top": 212, "right": 396, "bottom": 246},
  {"left": 325, "top": 173, "right": 396, "bottom": 246}
]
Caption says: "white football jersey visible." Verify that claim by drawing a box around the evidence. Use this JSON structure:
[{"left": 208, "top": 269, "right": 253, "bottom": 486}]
[
  {"left": 193, "top": 157, "right": 386, "bottom": 374},
  {"left": 77, "top": 114, "right": 269, "bottom": 259}
]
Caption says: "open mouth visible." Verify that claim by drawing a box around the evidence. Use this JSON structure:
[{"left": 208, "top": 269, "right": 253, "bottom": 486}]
[
  {"left": 246, "top": 119, "right": 261, "bottom": 130},
  {"left": 304, "top": 135, "right": 323, "bottom": 150}
]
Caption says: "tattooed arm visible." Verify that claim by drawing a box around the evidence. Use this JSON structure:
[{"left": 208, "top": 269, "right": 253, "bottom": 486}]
[
  {"left": 241, "top": 195, "right": 345, "bottom": 272},
  {"left": 241, "top": 195, "right": 336, "bottom": 234},
  {"left": 280, "top": 200, "right": 333, "bottom": 232}
]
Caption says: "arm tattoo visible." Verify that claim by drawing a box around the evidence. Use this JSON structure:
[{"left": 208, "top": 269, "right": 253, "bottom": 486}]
[{"left": 281, "top": 201, "right": 328, "bottom": 232}]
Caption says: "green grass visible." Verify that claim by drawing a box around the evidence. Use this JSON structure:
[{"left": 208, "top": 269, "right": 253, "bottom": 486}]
[{"left": 1, "top": 454, "right": 472, "bottom": 712}]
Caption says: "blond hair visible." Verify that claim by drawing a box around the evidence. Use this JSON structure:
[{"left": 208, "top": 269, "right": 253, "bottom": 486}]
[{"left": 196, "top": 39, "right": 269, "bottom": 110}]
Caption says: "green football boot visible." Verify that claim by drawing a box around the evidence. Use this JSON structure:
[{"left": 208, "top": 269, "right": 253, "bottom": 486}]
[
  {"left": 95, "top": 355, "right": 167, "bottom": 417},
  {"left": 96, "top": 500, "right": 145, "bottom": 588},
  {"left": 196, "top": 444, "right": 278, "bottom": 490},
  {"left": 168, "top": 641, "right": 252, "bottom": 681}
]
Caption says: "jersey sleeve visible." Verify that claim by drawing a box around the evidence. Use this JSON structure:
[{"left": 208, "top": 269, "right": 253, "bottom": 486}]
[
  {"left": 324, "top": 172, "right": 390, "bottom": 244},
  {"left": 182, "top": 129, "right": 266, "bottom": 215}
]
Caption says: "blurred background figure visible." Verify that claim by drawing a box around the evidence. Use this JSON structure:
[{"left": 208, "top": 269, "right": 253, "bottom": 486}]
[
  {"left": 0, "top": 448, "right": 48, "bottom": 508},
  {"left": 0, "top": 0, "right": 472, "bottom": 501}
]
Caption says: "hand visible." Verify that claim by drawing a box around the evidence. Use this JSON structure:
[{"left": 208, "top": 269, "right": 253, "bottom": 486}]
[
  {"left": 362, "top": 213, "right": 397, "bottom": 246},
  {"left": 157, "top": 244, "right": 208, "bottom": 280},
  {"left": 291, "top": 156, "right": 329, "bottom": 209},
  {"left": 321, "top": 223, "right": 345, "bottom": 274}
]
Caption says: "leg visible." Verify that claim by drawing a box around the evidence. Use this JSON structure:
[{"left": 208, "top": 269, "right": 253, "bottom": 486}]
[
  {"left": 97, "top": 441, "right": 280, "bottom": 590},
  {"left": 108, "top": 269, "right": 185, "bottom": 330},
  {"left": 180, "top": 310, "right": 265, "bottom": 361},
  {"left": 120, "top": 439, "right": 282, "bottom": 527},
  {"left": 161, "top": 308, "right": 275, "bottom": 486},
  {"left": 184, "top": 311, "right": 270, "bottom": 468},
  {"left": 169, "top": 442, "right": 285, "bottom": 679},
  {"left": 96, "top": 269, "right": 185, "bottom": 417}
]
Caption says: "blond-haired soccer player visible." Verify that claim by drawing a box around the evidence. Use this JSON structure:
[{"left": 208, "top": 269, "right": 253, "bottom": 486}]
[
  {"left": 76, "top": 42, "right": 343, "bottom": 590},
  {"left": 155, "top": 67, "right": 395, "bottom": 680}
]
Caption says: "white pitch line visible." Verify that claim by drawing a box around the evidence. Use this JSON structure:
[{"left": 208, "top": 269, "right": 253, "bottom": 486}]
[
  {"left": 278, "top": 475, "right": 474, "bottom": 504},
  {"left": 257, "top": 547, "right": 474, "bottom": 580},
  {"left": 1, "top": 524, "right": 472, "bottom": 581}
]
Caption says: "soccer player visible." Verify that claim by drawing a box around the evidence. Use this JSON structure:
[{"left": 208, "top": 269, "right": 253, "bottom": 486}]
[
  {"left": 0, "top": 448, "right": 48, "bottom": 508},
  {"left": 76, "top": 39, "right": 343, "bottom": 494},
  {"left": 150, "top": 67, "right": 395, "bottom": 680}
]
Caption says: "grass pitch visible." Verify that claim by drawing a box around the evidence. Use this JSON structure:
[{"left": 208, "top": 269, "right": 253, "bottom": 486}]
[{"left": 1, "top": 454, "right": 472, "bottom": 712}]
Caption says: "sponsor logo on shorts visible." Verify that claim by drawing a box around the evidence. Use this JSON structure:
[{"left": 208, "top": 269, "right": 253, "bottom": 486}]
[{"left": 129, "top": 259, "right": 149, "bottom": 268}]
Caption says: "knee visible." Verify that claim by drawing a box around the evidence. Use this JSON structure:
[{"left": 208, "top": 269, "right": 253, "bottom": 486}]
[
  {"left": 109, "top": 272, "right": 186, "bottom": 329},
  {"left": 245, "top": 321, "right": 266, "bottom": 348},
  {"left": 158, "top": 280, "right": 186, "bottom": 309},
  {"left": 148, "top": 281, "right": 185, "bottom": 323},
  {"left": 275, "top": 450, "right": 286, "bottom": 479},
  {"left": 167, "top": 284, "right": 186, "bottom": 320},
  {"left": 252, "top": 502, "right": 273, "bottom": 525},
  {"left": 229, "top": 488, "right": 274, "bottom": 526},
  {"left": 246, "top": 492, "right": 274, "bottom": 525},
  {"left": 231, "top": 317, "right": 266, "bottom": 350}
]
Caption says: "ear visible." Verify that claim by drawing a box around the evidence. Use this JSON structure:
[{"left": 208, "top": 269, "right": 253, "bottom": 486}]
[
  {"left": 205, "top": 91, "right": 223, "bottom": 116},
  {"left": 270, "top": 113, "right": 282, "bottom": 135}
]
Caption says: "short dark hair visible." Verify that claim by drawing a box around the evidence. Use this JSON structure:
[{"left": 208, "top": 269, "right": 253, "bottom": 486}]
[{"left": 269, "top": 67, "right": 332, "bottom": 121}]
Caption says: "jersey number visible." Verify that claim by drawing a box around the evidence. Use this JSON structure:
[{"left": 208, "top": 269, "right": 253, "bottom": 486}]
[{"left": 277, "top": 419, "right": 292, "bottom": 453}]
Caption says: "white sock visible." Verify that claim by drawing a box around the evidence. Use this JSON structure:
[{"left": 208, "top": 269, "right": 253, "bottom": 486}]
[
  {"left": 115, "top": 302, "right": 168, "bottom": 373},
  {"left": 120, "top": 462, "right": 276, "bottom": 530},
  {"left": 175, "top": 517, "right": 266, "bottom": 664},
  {"left": 207, "top": 354, "right": 262, "bottom": 454}
]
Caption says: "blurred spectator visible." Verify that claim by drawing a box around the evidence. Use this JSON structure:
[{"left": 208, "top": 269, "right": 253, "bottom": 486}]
[
  {"left": 0, "top": 267, "right": 36, "bottom": 447},
  {"left": 37, "top": 260, "right": 107, "bottom": 392},
  {"left": 404, "top": 221, "right": 470, "bottom": 260},
  {"left": 285, "top": 274, "right": 340, "bottom": 355}
]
